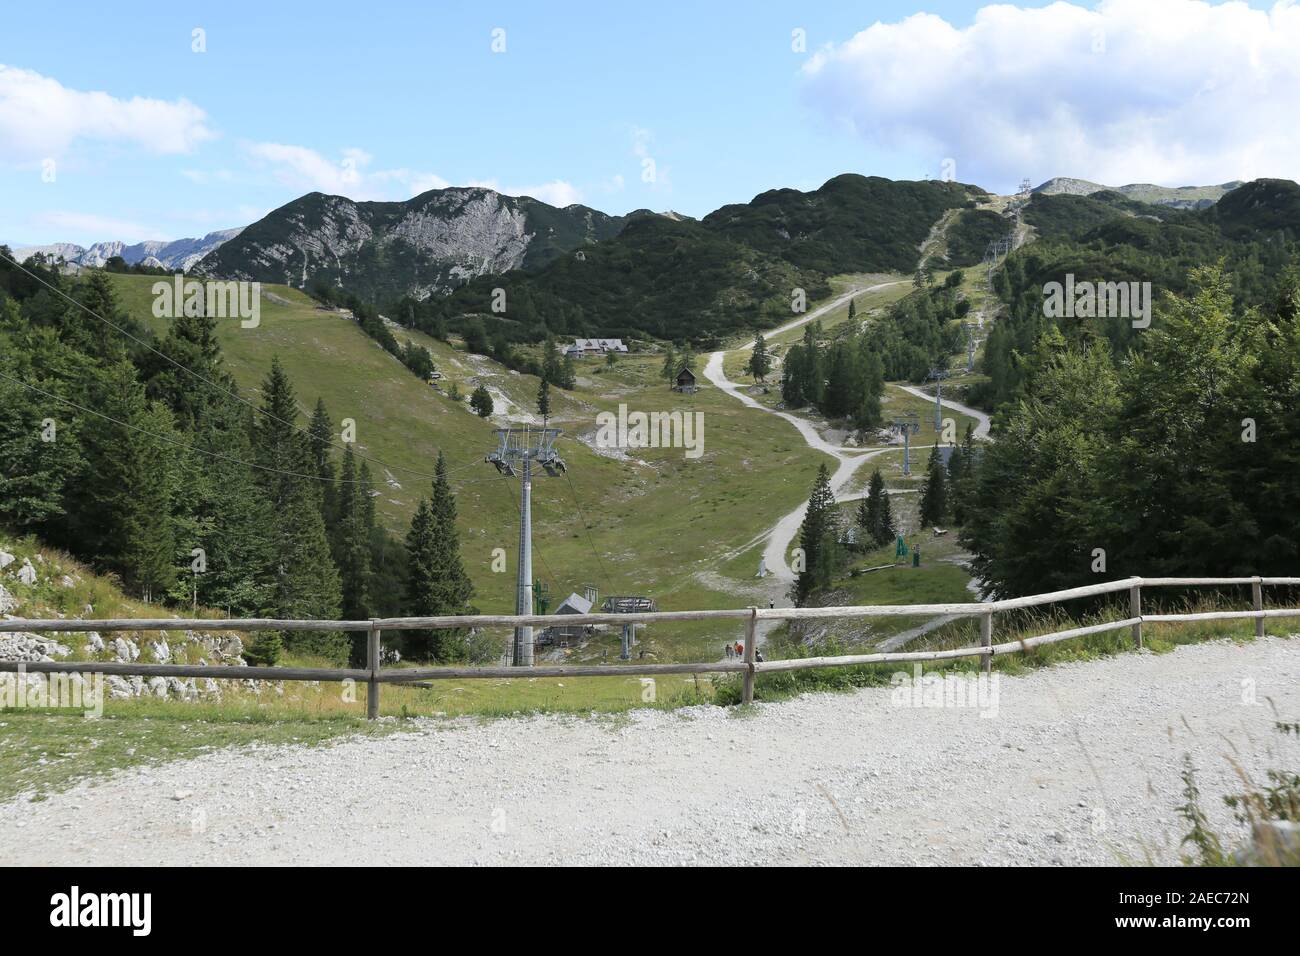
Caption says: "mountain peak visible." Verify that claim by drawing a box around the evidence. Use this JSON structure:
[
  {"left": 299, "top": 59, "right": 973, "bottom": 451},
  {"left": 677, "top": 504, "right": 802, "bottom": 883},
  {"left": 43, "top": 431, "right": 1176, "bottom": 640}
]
[
  {"left": 1034, "top": 176, "right": 1242, "bottom": 210},
  {"left": 194, "top": 187, "right": 628, "bottom": 300}
]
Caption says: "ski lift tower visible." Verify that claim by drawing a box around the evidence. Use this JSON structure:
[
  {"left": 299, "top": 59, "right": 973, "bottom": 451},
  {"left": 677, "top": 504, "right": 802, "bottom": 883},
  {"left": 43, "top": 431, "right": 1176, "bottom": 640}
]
[
  {"left": 486, "top": 425, "right": 566, "bottom": 667},
  {"left": 927, "top": 367, "right": 951, "bottom": 430},
  {"left": 961, "top": 322, "right": 979, "bottom": 372},
  {"left": 890, "top": 413, "right": 921, "bottom": 477}
]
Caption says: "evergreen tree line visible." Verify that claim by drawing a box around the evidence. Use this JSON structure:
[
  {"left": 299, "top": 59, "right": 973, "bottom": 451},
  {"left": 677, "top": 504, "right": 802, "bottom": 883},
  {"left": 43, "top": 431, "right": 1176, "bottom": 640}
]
[
  {"left": 861, "top": 271, "right": 967, "bottom": 383},
  {"left": 779, "top": 274, "right": 968, "bottom": 431},
  {"left": 969, "top": 189, "right": 1299, "bottom": 412},
  {"left": 780, "top": 321, "right": 887, "bottom": 430},
  {"left": 961, "top": 264, "right": 1300, "bottom": 600},
  {"left": 916, "top": 424, "right": 980, "bottom": 530},
  {"left": 0, "top": 254, "right": 476, "bottom": 664}
]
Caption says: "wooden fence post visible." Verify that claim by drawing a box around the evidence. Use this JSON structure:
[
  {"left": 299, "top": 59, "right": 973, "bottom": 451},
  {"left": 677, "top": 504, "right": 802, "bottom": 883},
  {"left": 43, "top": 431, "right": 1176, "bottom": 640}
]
[
  {"left": 980, "top": 611, "right": 993, "bottom": 674},
  {"left": 367, "top": 624, "right": 381, "bottom": 719},
  {"left": 742, "top": 606, "right": 758, "bottom": 705},
  {"left": 1252, "top": 577, "right": 1265, "bottom": 638},
  {"left": 1130, "top": 581, "right": 1142, "bottom": 649}
]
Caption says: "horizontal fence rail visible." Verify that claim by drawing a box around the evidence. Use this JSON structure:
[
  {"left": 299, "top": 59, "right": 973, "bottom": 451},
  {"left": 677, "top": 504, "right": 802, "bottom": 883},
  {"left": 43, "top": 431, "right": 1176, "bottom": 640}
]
[{"left": 2, "top": 576, "right": 1297, "bottom": 715}]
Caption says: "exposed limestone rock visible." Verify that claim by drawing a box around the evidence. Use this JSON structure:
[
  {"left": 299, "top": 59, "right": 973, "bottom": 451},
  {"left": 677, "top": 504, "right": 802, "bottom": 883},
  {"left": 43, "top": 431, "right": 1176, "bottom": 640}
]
[
  {"left": 0, "top": 632, "right": 72, "bottom": 662},
  {"left": 16, "top": 559, "right": 37, "bottom": 585}
]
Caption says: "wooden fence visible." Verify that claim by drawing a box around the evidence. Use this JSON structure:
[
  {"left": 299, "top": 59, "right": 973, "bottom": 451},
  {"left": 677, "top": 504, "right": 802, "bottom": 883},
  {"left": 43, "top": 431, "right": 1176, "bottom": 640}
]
[{"left": 2, "top": 576, "right": 1298, "bottom": 717}]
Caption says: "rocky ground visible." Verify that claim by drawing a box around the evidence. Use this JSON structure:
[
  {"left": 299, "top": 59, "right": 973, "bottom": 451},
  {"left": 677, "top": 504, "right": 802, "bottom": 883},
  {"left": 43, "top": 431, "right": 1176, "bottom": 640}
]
[
  {"left": 1, "top": 545, "right": 248, "bottom": 702},
  {"left": 2, "top": 635, "right": 1295, "bottom": 866}
]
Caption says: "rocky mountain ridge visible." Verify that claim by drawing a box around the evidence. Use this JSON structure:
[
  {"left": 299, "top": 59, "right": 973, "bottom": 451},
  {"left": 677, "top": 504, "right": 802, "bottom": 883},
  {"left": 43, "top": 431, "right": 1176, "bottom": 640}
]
[{"left": 10, "top": 229, "right": 242, "bottom": 271}]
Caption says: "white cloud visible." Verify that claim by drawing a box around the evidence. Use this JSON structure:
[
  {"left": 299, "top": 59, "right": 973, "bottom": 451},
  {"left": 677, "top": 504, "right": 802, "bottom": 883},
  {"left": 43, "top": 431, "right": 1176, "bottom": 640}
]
[
  {"left": 0, "top": 64, "right": 214, "bottom": 163},
  {"left": 523, "top": 181, "right": 583, "bottom": 207},
  {"left": 800, "top": 0, "right": 1300, "bottom": 190},
  {"left": 245, "top": 142, "right": 380, "bottom": 196}
]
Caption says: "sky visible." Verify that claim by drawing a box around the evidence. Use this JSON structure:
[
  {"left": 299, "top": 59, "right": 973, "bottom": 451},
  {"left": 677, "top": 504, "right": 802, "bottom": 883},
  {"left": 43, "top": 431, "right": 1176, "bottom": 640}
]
[{"left": 2, "top": 0, "right": 1298, "bottom": 245}]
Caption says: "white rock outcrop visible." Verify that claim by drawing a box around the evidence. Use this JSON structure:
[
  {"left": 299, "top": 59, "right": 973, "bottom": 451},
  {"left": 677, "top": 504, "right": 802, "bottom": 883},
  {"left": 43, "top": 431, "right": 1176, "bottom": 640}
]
[
  {"left": 0, "top": 632, "right": 71, "bottom": 662},
  {"left": 16, "top": 559, "right": 37, "bottom": 585}
]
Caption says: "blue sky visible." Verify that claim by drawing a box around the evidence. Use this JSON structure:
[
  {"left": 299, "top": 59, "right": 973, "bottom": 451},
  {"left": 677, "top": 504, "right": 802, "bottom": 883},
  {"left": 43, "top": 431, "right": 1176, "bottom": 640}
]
[{"left": 3, "top": 0, "right": 1295, "bottom": 245}]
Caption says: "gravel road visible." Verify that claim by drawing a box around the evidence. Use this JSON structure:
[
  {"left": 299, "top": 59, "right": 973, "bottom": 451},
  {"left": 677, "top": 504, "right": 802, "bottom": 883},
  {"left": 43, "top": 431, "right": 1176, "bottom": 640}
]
[{"left": 2, "top": 635, "right": 1295, "bottom": 866}]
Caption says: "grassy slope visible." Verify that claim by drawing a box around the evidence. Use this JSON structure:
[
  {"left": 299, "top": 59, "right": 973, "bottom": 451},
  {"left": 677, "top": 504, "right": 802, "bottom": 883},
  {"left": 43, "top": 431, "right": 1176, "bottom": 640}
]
[{"left": 108, "top": 274, "right": 828, "bottom": 662}]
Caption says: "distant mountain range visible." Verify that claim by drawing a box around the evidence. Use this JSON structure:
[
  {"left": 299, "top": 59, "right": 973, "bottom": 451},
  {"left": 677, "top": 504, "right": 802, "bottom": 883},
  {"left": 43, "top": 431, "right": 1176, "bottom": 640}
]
[
  {"left": 1032, "top": 177, "right": 1243, "bottom": 210},
  {"left": 9, "top": 229, "right": 242, "bottom": 271},
  {"left": 7, "top": 174, "right": 1262, "bottom": 328},
  {"left": 193, "top": 188, "right": 628, "bottom": 301}
]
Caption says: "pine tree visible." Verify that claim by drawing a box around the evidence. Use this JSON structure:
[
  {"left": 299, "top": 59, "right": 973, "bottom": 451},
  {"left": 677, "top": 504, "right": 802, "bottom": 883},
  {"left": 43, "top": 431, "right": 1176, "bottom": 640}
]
[
  {"left": 334, "top": 444, "right": 372, "bottom": 663},
  {"left": 118, "top": 400, "right": 181, "bottom": 603},
  {"left": 794, "top": 464, "right": 839, "bottom": 605},
  {"left": 358, "top": 458, "right": 376, "bottom": 532},
  {"left": 960, "top": 422, "right": 976, "bottom": 476},
  {"left": 856, "top": 469, "right": 896, "bottom": 548},
  {"left": 747, "top": 334, "right": 772, "bottom": 383},
  {"left": 799, "top": 325, "right": 824, "bottom": 406},
  {"left": 308, "top": 397, "right": 338, "bottom": 531},
  {"left": 428, "top": 451, "right": 474, "bottom": 661},
  {"left": 74, "top": 360, "right": 181, "bottom": 601},
  {"left": 848, "top": 298, "right": 857, "bottom": 321},
  {"left": 72, "top": 269, "right": 135, "bottom": 361},
  {"left": 853, "top": 348, "right": 885, "bottom": 429},
  {"left": 918, "top": 443, "right": 948, "bottom": 527},
  {"left": 403, "top": 497, "right": 438, "bottom": 659},
  {"left": 143, "top": 306, "right": 222, "bottom": 428},
  {"left": 184, "top": 397, "right": 273, "bottom": 615},
  {"left": 541, "top": 337, "right": 564, "bottom": 387},
  {"left": 560, "top": 352, "right": 577, "bottom": 389},
  {"left": 946, "top": 441, "right": 964, "bottom": 483},
  {"left": 252, "top": 357, "right": 344, "bottom": 659},
  {"left": 877, "top": 487, "right": 897, "bottom": 549},
  {"left": 536, "top": 378, "right": 551, "bottom": 422},
  {"left": 661, "top": 345, "right": 677, "bottom": 383},
  {"left": 469, "top": 384, "right": 494, "bottom": 417},
  {"left": 781, "top": 344, "right": 808, "bottom": 407},
  {"left": 0, "top": 307, "right": 83, "bottom": 529}
]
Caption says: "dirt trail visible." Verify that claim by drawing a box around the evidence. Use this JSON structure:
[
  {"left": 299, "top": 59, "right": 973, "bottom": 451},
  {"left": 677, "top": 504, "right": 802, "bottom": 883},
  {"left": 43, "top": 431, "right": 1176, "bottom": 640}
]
[
  {"left": 701, "top": 280, "right": 991, "bottom": 645},
  {"left": 3, "top": 636, "right": 1294, "bottom": 865}
]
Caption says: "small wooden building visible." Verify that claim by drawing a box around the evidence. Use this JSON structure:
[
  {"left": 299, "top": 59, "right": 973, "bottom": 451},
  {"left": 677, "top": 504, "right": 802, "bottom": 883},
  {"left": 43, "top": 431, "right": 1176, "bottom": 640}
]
[
  {"left": 674, "top": 367, "right": 697, "bottom": 393},
  {"left": 537, "top": 591, "right": 594, "bottom": 646},
  {"left": 565, "top": 338, "right": 628, "bottom": 358}
]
